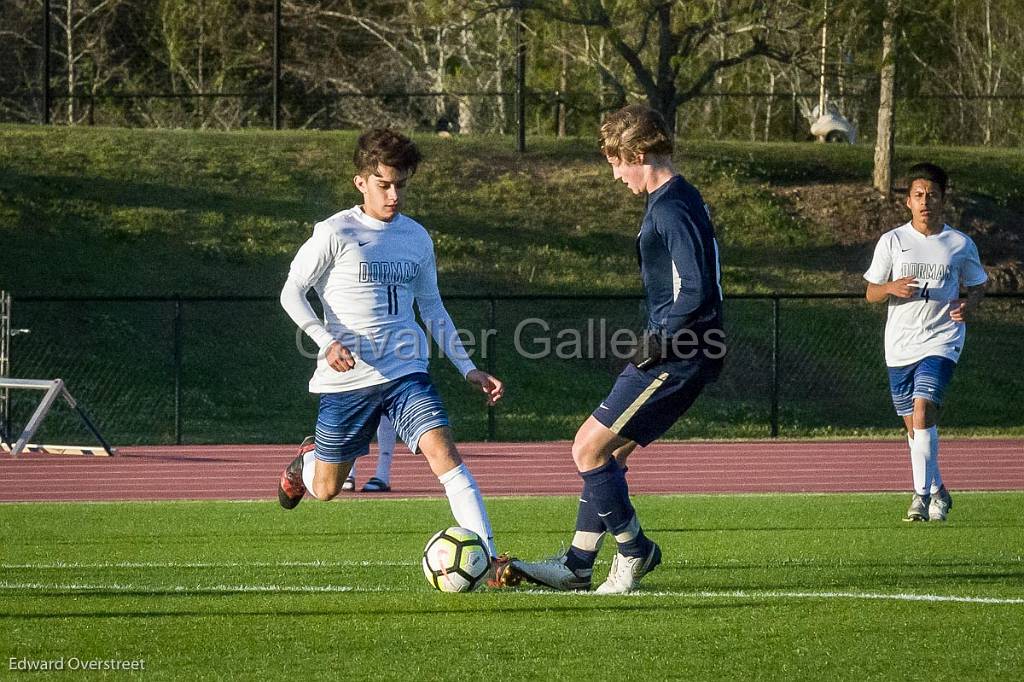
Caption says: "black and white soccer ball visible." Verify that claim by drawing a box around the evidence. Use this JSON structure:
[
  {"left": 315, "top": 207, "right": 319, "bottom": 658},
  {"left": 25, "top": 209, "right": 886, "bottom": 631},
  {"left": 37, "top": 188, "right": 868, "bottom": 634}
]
[{"left": 422, "top": 526, "right": 491, "bottom": 592}]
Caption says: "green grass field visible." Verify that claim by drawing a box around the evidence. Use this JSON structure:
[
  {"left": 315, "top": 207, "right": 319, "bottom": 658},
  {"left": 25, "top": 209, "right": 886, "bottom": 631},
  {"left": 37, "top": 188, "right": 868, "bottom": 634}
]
[{"left": 2, "top": 495, "right": 1023, "bottom": 679}]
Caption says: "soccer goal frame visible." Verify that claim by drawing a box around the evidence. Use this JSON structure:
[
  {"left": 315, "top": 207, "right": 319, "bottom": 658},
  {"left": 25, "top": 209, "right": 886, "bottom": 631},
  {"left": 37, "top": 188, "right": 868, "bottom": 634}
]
[
  {"left": 0, "top": 378, "right": 116, "bottom": 458},
  {"left": 0, "top": 289, "right": 34, "bottom": 445},
  {"left": 1, "top": 290, "right": 10, "bottom": 444},
  {"left": 0, "top": 291, "right": 113, "bottom": 457}
]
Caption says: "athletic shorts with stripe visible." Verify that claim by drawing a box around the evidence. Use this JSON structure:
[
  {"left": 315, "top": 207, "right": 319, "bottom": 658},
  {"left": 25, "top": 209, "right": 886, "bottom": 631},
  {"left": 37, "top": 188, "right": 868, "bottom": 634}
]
[
  {"left": 592, "top": 359, "right": 722, "bottom": 446},
  {"left": 887, "top": 355, "right": 956, "bottom": 417},
  {"left": 314, "top": 372, "right": 448, "bottom": 463}
]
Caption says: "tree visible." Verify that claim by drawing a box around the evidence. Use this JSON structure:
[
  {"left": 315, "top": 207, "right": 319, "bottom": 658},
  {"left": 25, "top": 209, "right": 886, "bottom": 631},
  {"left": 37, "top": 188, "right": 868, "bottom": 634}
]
[
  {"left": 0, "top": 0, "right": 131, "bottom": 125},
  {"left": 903, "top": 0, "right": 1024, "bottom": 146},
  {"left": 872, "top": 0, "right": 898, "bottom": 196},
  {"left": 51, "top": 0, "right": 126, "bottom": 124},
  {"left": 279, "top": 1, "right": 514, "bottom": 132},
  {"left": 0, "top": 0, "right": 45, "bottom": 122},
  {"left": 147, "top": 0, "right": 268, "bottom": 128},
  {"left": 515, "top": 0, "right": 810, "bottom": 133}
]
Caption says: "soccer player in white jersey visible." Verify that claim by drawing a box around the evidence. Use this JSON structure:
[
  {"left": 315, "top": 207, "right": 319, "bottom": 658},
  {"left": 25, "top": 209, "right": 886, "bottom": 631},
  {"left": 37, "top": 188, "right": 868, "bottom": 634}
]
[
  {"left": 864, "top": 163, "right": 988, "bottom": 522},
  {"left": 276, "top": 129, "right": 512, "bottom": 581}
]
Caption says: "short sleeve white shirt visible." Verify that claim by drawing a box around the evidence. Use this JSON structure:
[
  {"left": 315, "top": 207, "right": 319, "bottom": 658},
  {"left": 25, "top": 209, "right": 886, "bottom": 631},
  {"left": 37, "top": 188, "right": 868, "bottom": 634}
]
[{"left": 864, "top": 222, "right": 988, "bottom": 367}]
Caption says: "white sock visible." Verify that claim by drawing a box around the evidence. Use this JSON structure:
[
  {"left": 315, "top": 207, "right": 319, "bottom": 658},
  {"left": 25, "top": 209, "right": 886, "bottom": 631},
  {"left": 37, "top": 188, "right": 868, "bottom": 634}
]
[
  {"left": 301, "top": 451, "right": 321, "bottom": 500},
  {"left": 910, "top": 428, "right": 933, "bottom": 496},
  {"left": 373, "top": 420, "right": 396, "bottom": 484},
  {"left": 926, "top": 426, "right": 943, "bottom": 493},
  {"left": 438, "top": 463, "right": 497, "bottom": 557}
]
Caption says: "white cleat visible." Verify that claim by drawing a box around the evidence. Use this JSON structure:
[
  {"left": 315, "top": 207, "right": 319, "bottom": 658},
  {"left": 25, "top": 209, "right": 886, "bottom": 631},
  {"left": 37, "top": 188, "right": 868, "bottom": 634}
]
[
  {"left": 904, "top": 493, "right": 931, "bottom": 522},
  {"left": 595, "top": 542, "right": 662, "bottom": 594},
  {"left": 510, "top": 554, "right": 592, "bottom": 591},
  {"left": 928, "top": 486, "right": 953, "bottom": 521}
]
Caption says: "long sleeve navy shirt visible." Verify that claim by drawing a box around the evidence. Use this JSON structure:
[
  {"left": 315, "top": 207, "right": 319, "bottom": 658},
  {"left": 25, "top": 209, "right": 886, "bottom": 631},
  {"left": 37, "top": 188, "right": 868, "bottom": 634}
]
[{"left": 638, "top": 175, "right": 724, "bottom": 346}]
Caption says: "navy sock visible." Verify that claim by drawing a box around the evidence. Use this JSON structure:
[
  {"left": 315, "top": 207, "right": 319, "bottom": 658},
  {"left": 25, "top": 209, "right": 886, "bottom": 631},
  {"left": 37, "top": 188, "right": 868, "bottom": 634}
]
[
  {"left": 565, "top": 476, "right": 605, "bottom": 572},
  {"left": 580, "top": 459, "right": 651, "bottom": 559}
]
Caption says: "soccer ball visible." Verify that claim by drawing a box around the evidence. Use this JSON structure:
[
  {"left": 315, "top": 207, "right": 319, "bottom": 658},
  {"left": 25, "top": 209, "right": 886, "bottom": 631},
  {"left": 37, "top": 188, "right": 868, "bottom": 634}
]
[{"left": 422, "top": 526, "right": 491, "bottom": 592}]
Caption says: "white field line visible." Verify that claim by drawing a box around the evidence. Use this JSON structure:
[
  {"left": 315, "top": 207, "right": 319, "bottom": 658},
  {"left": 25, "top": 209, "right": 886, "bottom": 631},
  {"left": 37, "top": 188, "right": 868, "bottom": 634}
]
[
  {"left": 516, "top": 588, "right": 1024, "bottom": 604},
  {"left": 0, "top": 581, "right": 1021, "bottom": 605},
  {"left": 3, "top": 556, "right": 1022, "bottom": 571},
  {"left": 0, "top": 581, "right": 392, "bottom": 594},
  {"left": 0, "top": 560, "right": 419, "bottom": 569}
]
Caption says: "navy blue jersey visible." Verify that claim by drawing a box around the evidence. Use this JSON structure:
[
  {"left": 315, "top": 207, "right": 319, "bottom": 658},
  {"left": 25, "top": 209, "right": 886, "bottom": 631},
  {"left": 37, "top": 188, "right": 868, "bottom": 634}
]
[{"left": 637, "top": 175, "right": 724, "bottom": 342}]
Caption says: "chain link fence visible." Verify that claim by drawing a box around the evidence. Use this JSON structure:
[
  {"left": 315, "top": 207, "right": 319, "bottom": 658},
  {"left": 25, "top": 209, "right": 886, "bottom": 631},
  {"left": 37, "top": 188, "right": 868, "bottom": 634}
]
[{"left": 1, "top": 294, "right": 1021, "bottom": 446}]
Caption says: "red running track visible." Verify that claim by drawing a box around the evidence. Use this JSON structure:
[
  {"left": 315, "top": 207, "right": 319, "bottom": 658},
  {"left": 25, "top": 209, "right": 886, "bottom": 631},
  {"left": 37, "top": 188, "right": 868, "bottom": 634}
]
[{"left": 0, "top": 439, "right": 1021, "bottom": 502}]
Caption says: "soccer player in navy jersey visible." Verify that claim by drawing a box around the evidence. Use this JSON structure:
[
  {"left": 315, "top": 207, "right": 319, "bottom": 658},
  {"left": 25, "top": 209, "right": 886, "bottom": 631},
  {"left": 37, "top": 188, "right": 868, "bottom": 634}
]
[
  {"left": 510, "top": 104, "right": 726, "bottom": 593},
  {"left": 275, "top": 129, "right": 512, "bottom": 581}
]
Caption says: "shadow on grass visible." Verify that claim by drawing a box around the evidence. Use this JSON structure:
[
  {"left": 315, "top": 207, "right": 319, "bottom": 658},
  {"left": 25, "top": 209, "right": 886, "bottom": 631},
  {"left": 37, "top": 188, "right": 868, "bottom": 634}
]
[
  {"left": 647, "top": 522, "right": 1024, "bottom": 534},
  {"left": 0, "top": 601, "right": 759, "bottom": 619},
  {"left": 660, "top": 559, "right": 1024, "bottom": 571},
  {"left": 0, "top": 169, "right": 309, "bottom": 219}
]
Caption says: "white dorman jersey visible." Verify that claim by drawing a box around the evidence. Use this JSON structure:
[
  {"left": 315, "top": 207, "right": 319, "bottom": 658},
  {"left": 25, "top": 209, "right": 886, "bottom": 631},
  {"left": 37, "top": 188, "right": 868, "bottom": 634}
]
[
  {"left": 864, "top": 222, "right": 988, "bottom": 367},
  {"left": 281, "top": 206, "right": 476, "bottom": 393}
]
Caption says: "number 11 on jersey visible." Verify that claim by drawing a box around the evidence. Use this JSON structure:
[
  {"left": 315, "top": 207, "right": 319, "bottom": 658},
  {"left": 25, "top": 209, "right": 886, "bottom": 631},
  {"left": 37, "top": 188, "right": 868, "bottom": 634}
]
[{"left": 387, "top": 285, "right": 399, "bottom": 314}]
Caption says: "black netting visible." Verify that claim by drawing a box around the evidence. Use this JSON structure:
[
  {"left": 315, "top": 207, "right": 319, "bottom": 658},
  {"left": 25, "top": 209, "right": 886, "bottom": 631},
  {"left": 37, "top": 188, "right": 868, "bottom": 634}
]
[{"left": 3, "top": 295, "right": 1021, "bottom": 445}]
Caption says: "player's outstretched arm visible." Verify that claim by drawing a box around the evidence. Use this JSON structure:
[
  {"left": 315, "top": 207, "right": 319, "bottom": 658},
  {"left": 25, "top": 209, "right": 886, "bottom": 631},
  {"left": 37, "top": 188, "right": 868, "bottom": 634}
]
[{"left": 465, "top": 369, "right": 504, "bottom": 406}]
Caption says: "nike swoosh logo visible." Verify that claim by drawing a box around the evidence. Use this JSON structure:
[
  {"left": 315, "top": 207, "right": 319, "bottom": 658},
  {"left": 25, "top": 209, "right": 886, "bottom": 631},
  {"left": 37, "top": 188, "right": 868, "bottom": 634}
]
[
  {"left": 597, "top": 511, "right": 613, "bottom": 518},
  {"left": 901, "top": 248, "right": 911, "bottom": 252},
  {"left": 429, "top": 411, "right": 443, "bottom": 418},
  {"left": 599, "top": 403, "right": 610, "bottom": 410},
  {"left": 358, "top": 240, "right": 371, "bottom": 247}
]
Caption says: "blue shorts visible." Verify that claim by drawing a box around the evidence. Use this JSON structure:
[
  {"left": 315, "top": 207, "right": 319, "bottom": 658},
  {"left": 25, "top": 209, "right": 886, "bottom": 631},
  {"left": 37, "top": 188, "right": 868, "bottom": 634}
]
[
  {"left": 592, "top": 360, "right": 717, "bottom": 447},
  {"left": 314, "top": 373, "right": 448, "bottom": 463},
  {"left": 887, "top": 356, "right": 957, "bottom": 416}
]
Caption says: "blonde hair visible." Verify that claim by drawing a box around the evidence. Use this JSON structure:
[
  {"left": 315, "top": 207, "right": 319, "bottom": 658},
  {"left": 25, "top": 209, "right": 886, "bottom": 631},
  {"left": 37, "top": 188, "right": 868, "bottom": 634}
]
[{"left": 599, "top": 104, "right": 673, "bottom": 163}]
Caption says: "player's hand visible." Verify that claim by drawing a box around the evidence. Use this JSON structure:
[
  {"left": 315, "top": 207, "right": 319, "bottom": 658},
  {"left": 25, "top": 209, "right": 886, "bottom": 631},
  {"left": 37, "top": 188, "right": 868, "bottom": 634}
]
[
  {"left": 887, "top": 276, "right": 920, "bottom": 299},
  {"left": 466, "top": 369, "right": 504, "bottom": 406},
  {"left": 324, "top": 341, "right": 356, "bottom": 372},
  {"left": 949, "top": 299, "right": 970, "bottom": 322},
  {"left": 628, "top": 330, "right": 665, "bottom": 370}
]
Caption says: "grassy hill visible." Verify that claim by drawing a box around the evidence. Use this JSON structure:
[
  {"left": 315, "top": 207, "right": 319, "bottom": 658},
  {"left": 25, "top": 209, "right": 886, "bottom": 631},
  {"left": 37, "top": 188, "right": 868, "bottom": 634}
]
[
  {"left": 1, "top": 126, "right": 1021, "bottom": 443},
  {"left": 3, "top": 125, "right": 1021, "bottom": 297}
]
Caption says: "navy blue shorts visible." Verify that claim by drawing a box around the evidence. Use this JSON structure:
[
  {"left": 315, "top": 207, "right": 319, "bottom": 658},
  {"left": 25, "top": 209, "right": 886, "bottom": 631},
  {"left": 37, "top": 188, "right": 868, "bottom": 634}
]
[
  {"left": 592, "top": 360, "right": 717, "bottom": 447},
  {"left": 888, "top": 356, "right": 956, "bottom": 416},
  {"left": 314, "top": 373, "right": 448, "bottom": 463}
]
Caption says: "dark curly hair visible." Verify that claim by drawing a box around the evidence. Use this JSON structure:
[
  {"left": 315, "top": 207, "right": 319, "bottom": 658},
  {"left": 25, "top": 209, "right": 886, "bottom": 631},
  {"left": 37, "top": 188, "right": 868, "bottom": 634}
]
[
  {"left": 353, "top": 128, "right": 422, "bottom": 177},
  {"left": 905, "top": 162, "right": 948, "bottom": 196}
]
